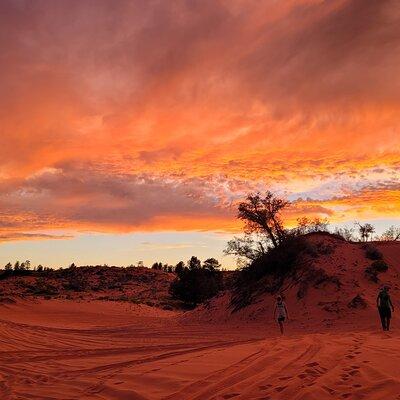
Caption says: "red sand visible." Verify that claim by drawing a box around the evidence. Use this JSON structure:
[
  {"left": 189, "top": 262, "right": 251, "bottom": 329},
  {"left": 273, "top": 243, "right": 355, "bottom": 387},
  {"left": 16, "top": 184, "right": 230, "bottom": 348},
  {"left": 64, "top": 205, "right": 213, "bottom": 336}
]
[
  {"left": 1, "top": 299, "right": 400, "bottom": 400},
  {"left": 1, "top": 238, "right": 400, "bottom": 399}
]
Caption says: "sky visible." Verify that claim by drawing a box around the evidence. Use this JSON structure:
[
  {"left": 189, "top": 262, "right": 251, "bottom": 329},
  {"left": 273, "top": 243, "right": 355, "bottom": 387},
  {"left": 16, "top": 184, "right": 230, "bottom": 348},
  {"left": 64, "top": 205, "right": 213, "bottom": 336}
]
[{"left": 0, "top": 0, "right": 399, "bottom": 268}]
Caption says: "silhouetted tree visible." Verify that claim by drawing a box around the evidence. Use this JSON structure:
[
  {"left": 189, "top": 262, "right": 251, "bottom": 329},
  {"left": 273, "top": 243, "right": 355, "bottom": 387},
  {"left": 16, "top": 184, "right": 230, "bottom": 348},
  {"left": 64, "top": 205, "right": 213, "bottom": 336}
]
[
  {"left": 170, "top": 257, "right": 223, "bottom": 306},
  {"left": 356, "top": 222, "right": 375, "bottom": 242},
  {"left": 380, "top": 226, "right": 400, "bottom": 241},
  {"left": 237, "top": 192, "right": 288, "bottom": 248},
  {"left": 175, "top": 261, "right": 185, "bottom": 276},
  {"left": 334, "top": 226, "right": 355, "bottom": 241},
  {"left": 224, "top": 234, "right": 265, "bottom": 266},
  {"left": 188, "top": 256, "right": 201, "bottom": 270},
  {"left": 203, "top": 258, "right": 221, "bottom": 271},
  {"left": 151, "top": 262, "right": 163, "bottom": 270},
  {"left": 295, "top": 217, "right": 330, "bottom": 235},
  {"left": 4, "top": 262, "right": 12, "bottom": 271}
]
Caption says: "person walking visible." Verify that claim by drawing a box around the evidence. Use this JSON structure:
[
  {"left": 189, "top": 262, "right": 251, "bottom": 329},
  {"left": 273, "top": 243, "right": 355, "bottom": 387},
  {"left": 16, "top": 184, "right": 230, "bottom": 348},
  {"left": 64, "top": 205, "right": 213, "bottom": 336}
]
[
  {"left": 274, "top": 295, "right": 289, "bottom": 334},
  {"left": 377, "top": 286, "right": 394, "bottom": 331}
]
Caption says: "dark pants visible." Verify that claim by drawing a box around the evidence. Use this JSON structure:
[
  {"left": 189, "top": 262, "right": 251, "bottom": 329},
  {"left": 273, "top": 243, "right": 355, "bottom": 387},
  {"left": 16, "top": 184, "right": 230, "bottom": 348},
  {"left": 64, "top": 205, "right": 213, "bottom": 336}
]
[{"left": 378, "top": 307, "right": 392, "bottom": 331}]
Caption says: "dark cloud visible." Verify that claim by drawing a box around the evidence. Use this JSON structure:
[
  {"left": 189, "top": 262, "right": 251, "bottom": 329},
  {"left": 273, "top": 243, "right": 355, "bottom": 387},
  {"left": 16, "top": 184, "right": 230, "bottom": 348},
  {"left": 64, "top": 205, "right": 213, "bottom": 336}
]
[{"left": 0, "top": 165, "right": 235, "bottom": 232}]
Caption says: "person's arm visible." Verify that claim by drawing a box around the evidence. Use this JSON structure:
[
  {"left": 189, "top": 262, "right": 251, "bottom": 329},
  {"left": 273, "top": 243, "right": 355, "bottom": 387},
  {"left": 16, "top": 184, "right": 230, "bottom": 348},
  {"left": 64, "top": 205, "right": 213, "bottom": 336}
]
[
  {"left": 273, "top": 304, "right": 277, "bottom": 320},
  {"left": 284, "top": 304, "right": 289, "bottom": 320},
  {"left": 389, "top": 296, "right": 394, "bottom": 312}
]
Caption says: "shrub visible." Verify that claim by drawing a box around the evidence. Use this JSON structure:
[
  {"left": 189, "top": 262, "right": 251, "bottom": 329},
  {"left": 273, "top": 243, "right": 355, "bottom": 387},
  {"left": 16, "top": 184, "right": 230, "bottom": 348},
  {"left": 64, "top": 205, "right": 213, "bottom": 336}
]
[
  {"left": 370, "top": 260, "right": 388, "bottom": 272},
  {"left": 170, "top": 267, "right": 223, "bottom": 306},
  {"left": 238, "top": 236, "right": 309, "bottom": 286},
  {"left": 365, "top": 260, "right": 388, "bottom": 282},
  {"left": 63, "top": 273, "right": 89, "bottom": 291},
  {"left": 348, "top": 294, "right": 367, "bottom": 309},
  {"left": 363, "top": 244, "right": 383, "bottom": 260},
  {"left": 231, "top": 236, "right": 310, "bottom": 310},
  {"left": 32, "top": 278, "right": 59, "bottom": 296}
]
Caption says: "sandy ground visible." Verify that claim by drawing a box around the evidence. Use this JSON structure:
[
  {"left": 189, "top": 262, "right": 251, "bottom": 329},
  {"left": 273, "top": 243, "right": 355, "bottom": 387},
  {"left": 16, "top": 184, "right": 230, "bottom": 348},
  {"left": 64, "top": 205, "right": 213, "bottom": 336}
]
[{"left": 1, "top": 300, "right": 400, "bottom": 400}]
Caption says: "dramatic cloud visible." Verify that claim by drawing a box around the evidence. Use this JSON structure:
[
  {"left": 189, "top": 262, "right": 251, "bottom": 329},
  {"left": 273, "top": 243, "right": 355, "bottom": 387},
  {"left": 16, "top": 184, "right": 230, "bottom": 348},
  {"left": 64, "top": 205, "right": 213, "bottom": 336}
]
[{"left": 0, "top": 0, "right": 399, "bottom": 240}]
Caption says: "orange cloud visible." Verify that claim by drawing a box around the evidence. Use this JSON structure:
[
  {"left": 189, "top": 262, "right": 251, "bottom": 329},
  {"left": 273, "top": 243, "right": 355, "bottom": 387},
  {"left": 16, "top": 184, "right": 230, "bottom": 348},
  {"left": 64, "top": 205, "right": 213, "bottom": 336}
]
[{"left": 0, "top": 0, "right": 399, "bottom": 240}]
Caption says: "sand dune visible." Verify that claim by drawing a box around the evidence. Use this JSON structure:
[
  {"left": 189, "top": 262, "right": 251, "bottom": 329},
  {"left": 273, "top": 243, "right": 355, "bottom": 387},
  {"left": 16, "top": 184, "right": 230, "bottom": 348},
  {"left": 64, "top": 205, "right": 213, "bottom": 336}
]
[
  {"left": 1, "top": 299, "right": 400, "bottom": 400},
  {"left": 1, "top": 236, "right": 400, "bottom": 399}
]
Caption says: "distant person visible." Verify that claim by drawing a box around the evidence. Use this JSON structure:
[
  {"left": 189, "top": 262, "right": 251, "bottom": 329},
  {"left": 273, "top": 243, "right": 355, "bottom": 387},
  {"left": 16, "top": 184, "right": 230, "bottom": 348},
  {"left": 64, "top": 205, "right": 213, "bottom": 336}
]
[
  {"left": 377, "top": 286, "right": 394, "bottom": 331},
  {"left": 274, "top": 295, "right": 289, "bottom": 334}
]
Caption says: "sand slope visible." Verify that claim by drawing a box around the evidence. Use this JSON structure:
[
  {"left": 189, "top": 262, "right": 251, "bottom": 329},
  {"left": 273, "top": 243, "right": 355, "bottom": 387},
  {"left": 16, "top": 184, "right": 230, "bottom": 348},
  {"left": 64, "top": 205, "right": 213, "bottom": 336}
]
[
  {"left": 186, "top": 237, "right": 400, "bottom": 328},
  {"left": 1, "top": 300, "right": 400, "bottom": 400}
]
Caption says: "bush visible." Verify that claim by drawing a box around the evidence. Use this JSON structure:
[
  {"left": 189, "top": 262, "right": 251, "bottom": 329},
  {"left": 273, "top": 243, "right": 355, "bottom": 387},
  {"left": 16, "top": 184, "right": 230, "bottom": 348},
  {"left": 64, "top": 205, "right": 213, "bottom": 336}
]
[
  {"left": 239, "top": 236, "right": 309, "bottom": 283},
  {"left": 231, "top": 236, "right": 310, "bottom": 310},
  {"left": 32, "top": 278, "right": 59, "bottom": 296},
  {"left": 365, "top": 260, "right": 388, "bottom": 282},
  {"left": 170, "top": 267, "right": 223, "bottom": 306},
  {"left": 363, "top": 244, "right": 383, "bottom": 260},
  {"left": 370, "top": 260, "right": 388, "bottom": 272},
  {"left": 63, "top": 273, "right": 89, "bottom": 291},
  {"left": 348, "top": 294, "right": 367, "bottom": 309}
]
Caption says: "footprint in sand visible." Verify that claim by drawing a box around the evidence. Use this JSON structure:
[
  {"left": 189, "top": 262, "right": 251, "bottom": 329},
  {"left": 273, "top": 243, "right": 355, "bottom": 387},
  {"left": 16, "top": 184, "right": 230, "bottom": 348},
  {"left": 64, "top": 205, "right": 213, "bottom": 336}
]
[
  {"left": 274, "top": 386, "right": 287, "bottom": 392},
  {"left": 305, "top": 368, "right": 320, "bottom": 376},
  {"left": 353, "top": 384, "right": 362, "bottom": 388},
  {"left": 306, "top": 362, "right": 319, "bottom": 367},
  {"left": 340, "top": 374, "right": 350, "bottom": 382},
  {"left": 321, "top": 385, "right": 336, "bottom": 395},
  {"left": 278, "top": 376, "right": 292, "bottom": 381},
  {"left": 341, "top": 393, "right": 352, "bottom": 398},
  {"left": 349, "top": 370, "right": 359, "bottom": 376},
  {"left": 259, "top": 384, "right": 272, "bottom": 390},
  {"left": 223, "top": 393, "right": 240, "bottom": 399}
]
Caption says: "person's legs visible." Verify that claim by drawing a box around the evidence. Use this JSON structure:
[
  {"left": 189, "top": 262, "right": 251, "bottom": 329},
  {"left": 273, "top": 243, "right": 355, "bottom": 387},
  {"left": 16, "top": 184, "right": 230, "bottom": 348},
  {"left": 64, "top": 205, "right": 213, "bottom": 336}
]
[
  {"left": 379, "top": 307, "right": 386, "bottom": 330},
  {"left": 386, "top": 309, "right": 392, "bottom": 331},
  {"left": 278, "top": 320, "right": 284, "bottom": 334}
]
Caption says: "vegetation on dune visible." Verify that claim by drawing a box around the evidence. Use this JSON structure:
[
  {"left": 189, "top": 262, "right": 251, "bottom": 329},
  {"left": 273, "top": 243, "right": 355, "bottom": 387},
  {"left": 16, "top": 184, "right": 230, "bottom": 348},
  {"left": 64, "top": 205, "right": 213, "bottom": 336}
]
[
  {"left": 365, "top": 260, "right": 389, "bottom": 283},
  {"left": 0, "top": 191, "right": 398, "bottom": 309},
  {"left": 224, "top": 192, "right": 329, "bottom": 310},
  {"left": 363, "top": 244, "right": 383, "bottom": 261},
  {"left": 224, "top": 191, "right": 395, "bottom": 311},
  {"left": 169, "top": 256, "right": 223, "bottom": 307}
]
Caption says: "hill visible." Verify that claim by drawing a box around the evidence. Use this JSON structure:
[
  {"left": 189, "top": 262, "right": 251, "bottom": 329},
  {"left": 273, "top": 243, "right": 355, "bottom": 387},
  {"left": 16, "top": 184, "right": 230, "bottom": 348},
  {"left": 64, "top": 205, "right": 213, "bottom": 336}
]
[
  {"left": 184, "top": 233, "right": 400, "bottom": 331},
  {"left": 0, "top": 265, "right": 179, "bottom": 309}
]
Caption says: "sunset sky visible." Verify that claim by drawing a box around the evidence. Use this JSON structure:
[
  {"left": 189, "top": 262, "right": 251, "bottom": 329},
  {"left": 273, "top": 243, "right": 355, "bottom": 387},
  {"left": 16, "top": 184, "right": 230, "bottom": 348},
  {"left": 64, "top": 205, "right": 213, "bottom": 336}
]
[{"left": 1, "top": 0, "right": 399, "bottom": 268}]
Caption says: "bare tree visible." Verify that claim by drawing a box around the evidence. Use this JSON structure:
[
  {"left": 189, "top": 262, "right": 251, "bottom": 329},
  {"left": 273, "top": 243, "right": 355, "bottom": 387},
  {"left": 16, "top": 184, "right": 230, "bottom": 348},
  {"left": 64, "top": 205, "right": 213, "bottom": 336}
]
[
  {"left": 295, "top": 217, "right": 330, "bottom": 235},
  {"left": 224, "top": 234, "right": 267, "bottom": 266},
  {"left": 334, "top": 226, "right": 355, "bottom": 241},
  {"left": 356, "top": 222, "right": 375, "bottom": 242},
  {"left": 380, "top": 225, "right": 400, "bottom": 241},
  {"left": 237, "top": 192, "right": 288, "bottom": 248}
]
